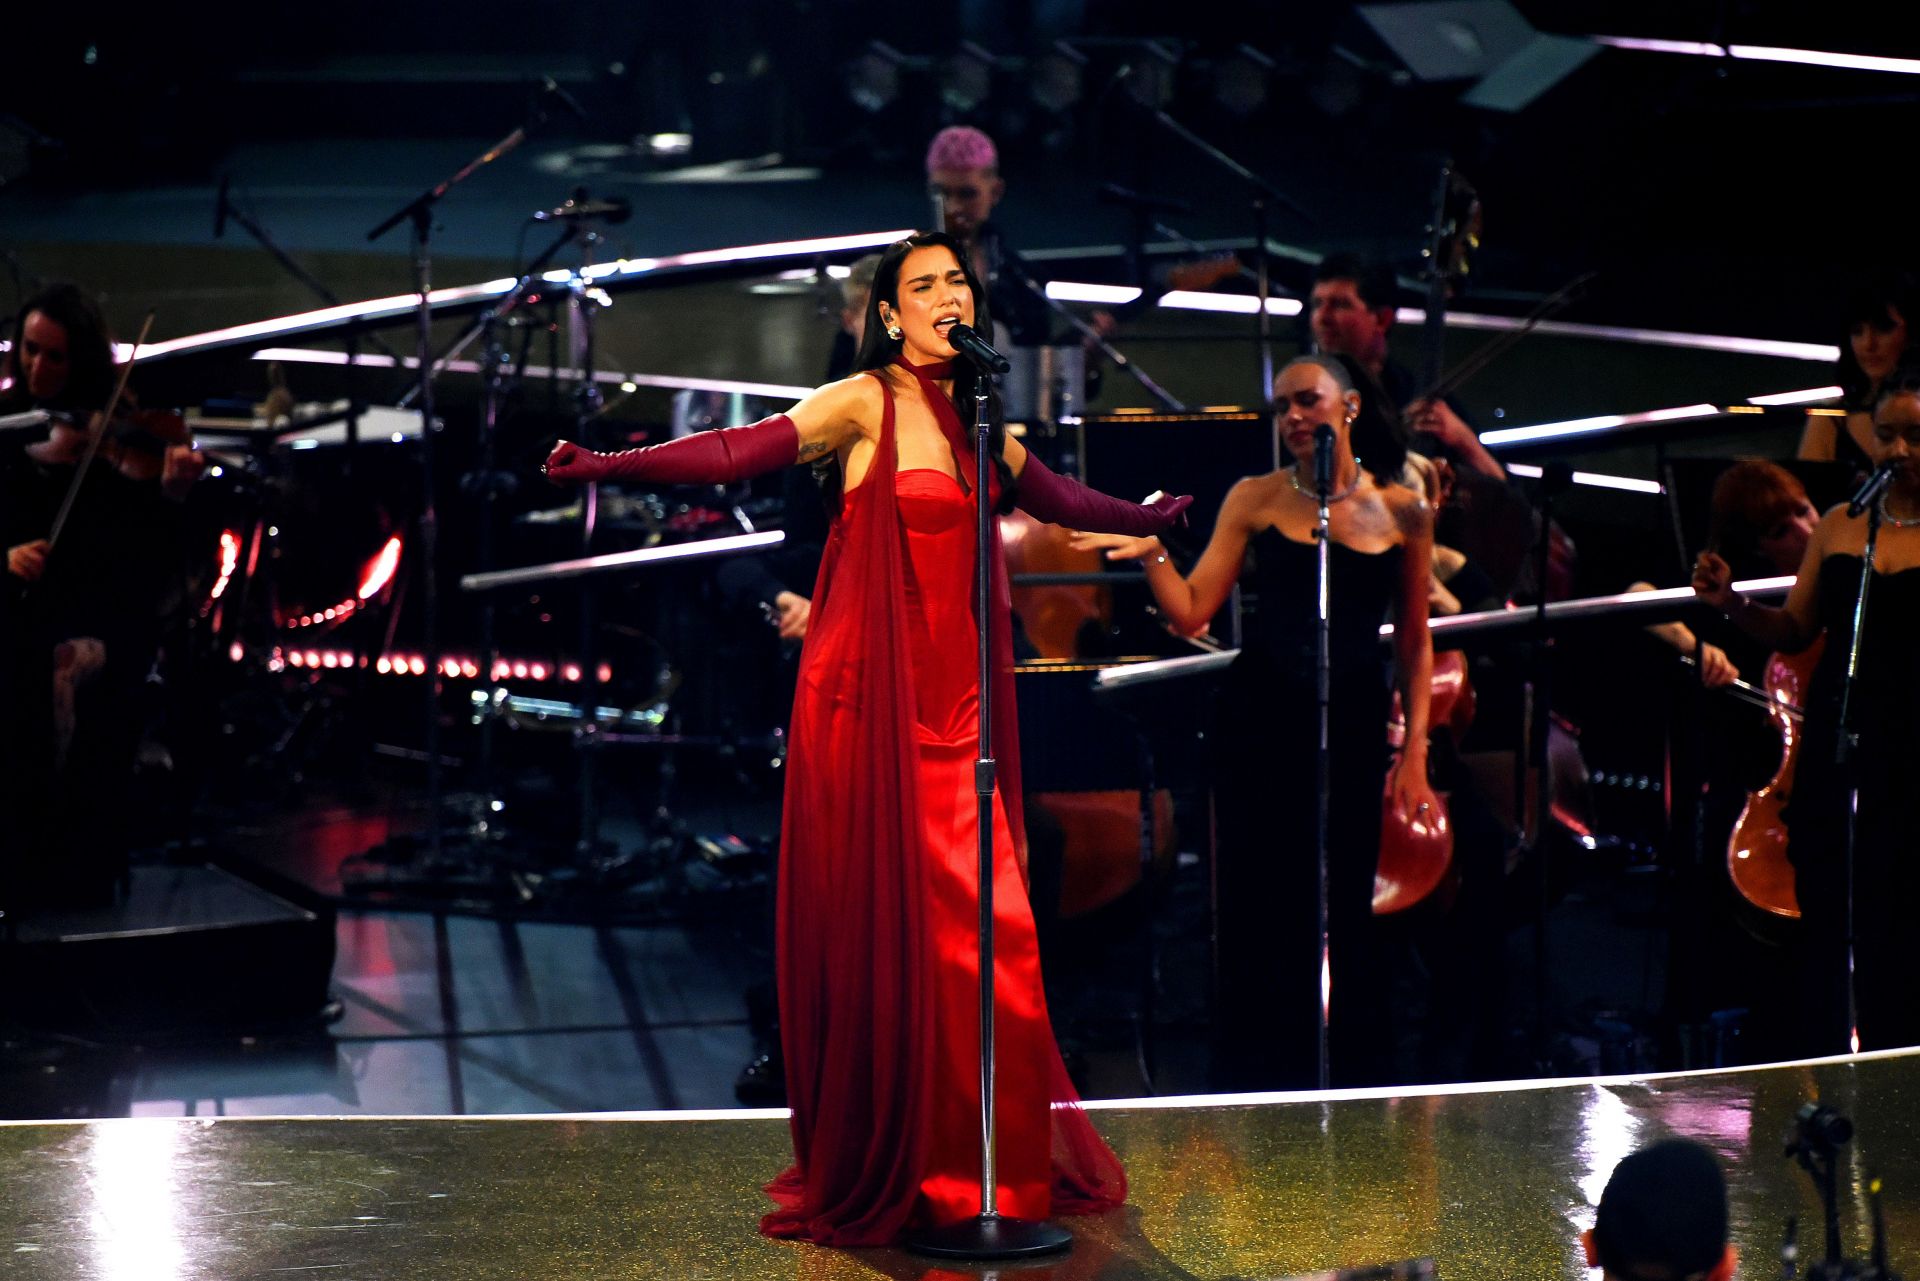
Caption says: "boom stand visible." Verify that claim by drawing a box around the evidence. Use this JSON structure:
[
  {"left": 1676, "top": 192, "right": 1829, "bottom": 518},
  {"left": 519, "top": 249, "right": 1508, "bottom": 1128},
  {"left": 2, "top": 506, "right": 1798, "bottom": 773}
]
[
  {"left": 907, "top": 377, "right": 1072, "bottom": 1260},
  {"left": 1135, "top": 105, "right": 1312, "bottom": 419},
  {"left": 365, "top": 93, "right": 562, "bottom": 864}
]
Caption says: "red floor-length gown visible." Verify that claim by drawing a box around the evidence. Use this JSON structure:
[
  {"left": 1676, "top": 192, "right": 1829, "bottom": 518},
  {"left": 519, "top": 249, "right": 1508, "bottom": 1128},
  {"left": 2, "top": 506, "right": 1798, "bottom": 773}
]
[{"left": 760, "top": 367, "right": 1126, "bottom": 1246}]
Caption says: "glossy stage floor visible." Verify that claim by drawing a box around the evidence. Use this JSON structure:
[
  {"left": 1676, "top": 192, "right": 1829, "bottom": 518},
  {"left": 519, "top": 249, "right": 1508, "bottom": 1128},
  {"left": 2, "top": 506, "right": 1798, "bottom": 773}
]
[{"left": 5, "top": 1048, "right": 1917, "bottom": 1281}]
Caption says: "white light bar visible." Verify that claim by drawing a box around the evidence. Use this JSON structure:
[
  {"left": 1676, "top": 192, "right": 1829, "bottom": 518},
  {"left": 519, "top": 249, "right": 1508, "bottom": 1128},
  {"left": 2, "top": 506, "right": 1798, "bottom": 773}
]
[
  {"left": 1747, "top": 385, "right": 1843, "bottom": 407},
  {"left": 252, "top": 347, "right": 811, "bottom": 400},
  {"left": 132, "top": 279, "right": 521, "bottom": 361},
  {"left": 1506, "top": 463, "right": 1665, "bottom": 494},
  {"left": 1157, "top": 290, "right": 1302, "bottom": 316},
  {"left": 461, "top": 530, "right": 785, "bottom": 594},
  {"left": 581, "top": 229, "right": 914, "bottom": 283},
  {"left": 1394, "top": 307, "right": 1838, "bottom": 363},
  {"left": 1044, "top": 281, "right": 1145, "bottom": 305},
  {"left": 1481, "top": 402, "right": 1721, "bottom": 448},
  {"left": 1595, "top": 34, "right": 1920, "bottom": 76},
  {"left": 133, "top": 232, "right": 914, "bottom": 364}
]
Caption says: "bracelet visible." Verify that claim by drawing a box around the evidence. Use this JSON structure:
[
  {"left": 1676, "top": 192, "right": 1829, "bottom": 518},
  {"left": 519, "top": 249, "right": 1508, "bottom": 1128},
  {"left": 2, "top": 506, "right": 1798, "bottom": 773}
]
[
  {"left": 1721, "top": 591, "right": 1747, "bottom": 620},
  {"left": 1150, "top": 553, "right": 1168, "bottom": 566}
]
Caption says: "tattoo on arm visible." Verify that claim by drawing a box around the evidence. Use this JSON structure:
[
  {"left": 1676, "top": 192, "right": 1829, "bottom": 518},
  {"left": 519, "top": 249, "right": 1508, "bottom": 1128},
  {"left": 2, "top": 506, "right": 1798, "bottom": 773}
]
[{"left": 798, "top": 440, "right": 830, "bottom": 461}]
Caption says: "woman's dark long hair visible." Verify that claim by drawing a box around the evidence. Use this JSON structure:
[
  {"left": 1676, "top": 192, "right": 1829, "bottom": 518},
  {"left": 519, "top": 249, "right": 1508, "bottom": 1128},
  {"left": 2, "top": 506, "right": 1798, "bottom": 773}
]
[
  {"left": 1837, "top": 271, "right": 1918, "bottom": 411},
  {"left": 849, "top": 231, "right": 1014, "bottom": 509},
  {"left": 1279, "top": 352, "right": 1410, "bottom": 484},
  {"left": 3, "top": 281, "right": 117, "bottom": 412}
]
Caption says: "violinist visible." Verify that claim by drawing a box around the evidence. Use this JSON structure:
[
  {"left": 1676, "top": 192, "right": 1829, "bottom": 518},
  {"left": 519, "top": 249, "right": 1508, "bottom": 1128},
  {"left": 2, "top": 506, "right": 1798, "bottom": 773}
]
[
  {"left": 1694, "top": 373, "right": 1920, "bottom": 1054},
  {"left": 1796, "top": 272, "right": 1914, "bottom": 480},
  {"left": 1, "top": 282, "right": 204, "bottom": 906}
]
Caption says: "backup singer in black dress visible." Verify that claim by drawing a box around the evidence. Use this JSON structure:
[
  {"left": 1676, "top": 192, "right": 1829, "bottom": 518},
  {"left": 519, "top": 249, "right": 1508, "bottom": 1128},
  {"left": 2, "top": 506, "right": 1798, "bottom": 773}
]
[
  {"left": 1074, "top": 354, "right": 1438, "bottom": 1088},
  {"left": 1695, "top": 370, "right": 1920, "bottom": 1054}
]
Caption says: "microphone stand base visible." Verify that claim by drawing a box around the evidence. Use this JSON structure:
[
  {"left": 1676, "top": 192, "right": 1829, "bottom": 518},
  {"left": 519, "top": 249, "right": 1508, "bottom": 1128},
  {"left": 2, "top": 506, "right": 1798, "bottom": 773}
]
[{"left": 905, "top": 1215, "right": 1073, "bottom": 1260}]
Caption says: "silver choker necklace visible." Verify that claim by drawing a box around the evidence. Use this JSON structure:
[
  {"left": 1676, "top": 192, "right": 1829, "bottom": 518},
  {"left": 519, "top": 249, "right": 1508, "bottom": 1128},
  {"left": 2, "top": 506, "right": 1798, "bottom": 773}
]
[
  {"left": 1878, "top": 492, "right": 1920, "bottom": 528},
  {"left": 1289, "top": 460, "right": 1364, "bottom": 504}
]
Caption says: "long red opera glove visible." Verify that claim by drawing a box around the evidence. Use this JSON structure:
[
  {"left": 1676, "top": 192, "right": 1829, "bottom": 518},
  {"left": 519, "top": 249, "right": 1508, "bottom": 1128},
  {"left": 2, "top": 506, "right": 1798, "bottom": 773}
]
[
  {"left": 1013, "top": 452, "right": 1191, "bottom": 535},
  {"left": 543, "top": 414, "right": 799, "bottom": 485}
]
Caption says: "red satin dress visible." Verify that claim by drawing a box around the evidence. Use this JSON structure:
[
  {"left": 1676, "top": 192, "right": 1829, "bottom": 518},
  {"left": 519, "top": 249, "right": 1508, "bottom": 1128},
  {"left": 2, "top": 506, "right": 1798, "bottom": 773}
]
[{"left": 761, "top": 366, "right": 1125, "bottom": 1246}]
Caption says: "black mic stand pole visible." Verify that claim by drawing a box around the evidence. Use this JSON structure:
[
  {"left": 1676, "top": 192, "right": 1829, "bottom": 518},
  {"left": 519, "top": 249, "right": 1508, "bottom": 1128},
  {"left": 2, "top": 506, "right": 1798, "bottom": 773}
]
[
  {"left": 1834, "top": 495, "right": 1881, "bottom": 1056},
  {"left": 1312, "top": 423, "right": 1336, "bottom": 1091},
  {"left": 1525, "top": 462, "right": 1572, "bottom": 1061},
  {"left": 908, "top": 359, "right": 1072, "bottom": 1262},
  {"left": 366, "top": 96, "right": 560, "bottom": 866}
]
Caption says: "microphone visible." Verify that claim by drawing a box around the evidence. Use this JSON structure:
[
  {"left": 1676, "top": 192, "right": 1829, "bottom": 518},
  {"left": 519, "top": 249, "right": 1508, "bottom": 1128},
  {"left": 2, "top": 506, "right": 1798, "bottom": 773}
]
[
  {"left": 946, "top": 322, "right": 1010, "bottom": 374},
  {"left": 214, "top": 174, "right": 230, "bottom": 240},
  {"left": 533, "top": 195, "right": 632, "bottom": 225},
  {"left": 540, "top": 75, "right": 590, "bottom": 123},
  {"left": 1313, "top": 422, "right": 1335, "bottom": 497},
  {"left": 1847, "top": 460, "right": 1898, "bottom": 518}
]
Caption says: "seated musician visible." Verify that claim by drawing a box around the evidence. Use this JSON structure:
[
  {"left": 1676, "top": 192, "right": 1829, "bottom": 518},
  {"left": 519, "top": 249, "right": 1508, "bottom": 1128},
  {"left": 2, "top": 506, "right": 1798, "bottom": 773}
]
[
  {"left": 1796, "top": 271, "right": 1914, "bottom": 480},
  {"left": 2, "top": 282, "right": 204, "bottom": 905}
]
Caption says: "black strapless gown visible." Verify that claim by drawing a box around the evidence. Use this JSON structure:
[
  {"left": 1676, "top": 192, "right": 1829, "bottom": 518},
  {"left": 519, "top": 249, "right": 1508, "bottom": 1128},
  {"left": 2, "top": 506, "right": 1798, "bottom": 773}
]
[
  {"left": 1783, "top": 553, "right": 1920, "bottom": 1053},
  {"left": 1211, "top": 528, "right": 1403, "bottom": 1089}
]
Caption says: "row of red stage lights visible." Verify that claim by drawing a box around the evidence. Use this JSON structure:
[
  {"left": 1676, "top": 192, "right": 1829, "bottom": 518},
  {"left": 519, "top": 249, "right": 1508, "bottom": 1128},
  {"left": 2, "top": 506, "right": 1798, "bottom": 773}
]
[{"left": 267, "top": 649, "right": 613, "bottom": 683}]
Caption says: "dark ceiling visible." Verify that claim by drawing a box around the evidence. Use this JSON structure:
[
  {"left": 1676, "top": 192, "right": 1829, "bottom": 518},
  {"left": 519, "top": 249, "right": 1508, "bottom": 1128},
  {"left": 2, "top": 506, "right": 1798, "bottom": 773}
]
[{"left": 4, "top": 1, "right": 1917, "bottom": 345}]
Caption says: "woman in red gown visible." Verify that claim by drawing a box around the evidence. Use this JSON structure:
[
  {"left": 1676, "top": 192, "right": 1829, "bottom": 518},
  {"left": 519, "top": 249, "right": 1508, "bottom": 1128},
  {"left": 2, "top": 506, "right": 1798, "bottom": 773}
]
[{"left": 545, "top": 232, "right": 1187, "bottom": 1245}]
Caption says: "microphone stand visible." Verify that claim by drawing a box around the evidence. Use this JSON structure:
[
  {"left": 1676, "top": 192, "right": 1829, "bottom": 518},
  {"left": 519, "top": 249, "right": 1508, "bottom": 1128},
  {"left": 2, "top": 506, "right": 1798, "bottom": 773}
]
[
  {"left": 1833, "top": 495, "right": 1881, "bottom": 1056},
  {"left": 1131, "top": 105, "right": 1313, "bottom": 412},
  {"left": 907, "top": 358, "right": 1072, "bottom": 1262},
  {"left": 365, "top": 93, "right": 562, "bottom": 866},
  {"left": 1312, "top": 423, "right": 1335, "bottom": 1092},
  {"left": 1523, "top": 462, "right": 1573, "bottom": 1062},
  {"left": 994, "top": 252, "right": 1185, "bottom": 412}
]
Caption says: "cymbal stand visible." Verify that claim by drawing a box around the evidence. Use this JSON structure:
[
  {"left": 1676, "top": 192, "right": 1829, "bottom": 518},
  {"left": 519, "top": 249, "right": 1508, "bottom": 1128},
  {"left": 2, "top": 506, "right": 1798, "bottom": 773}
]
[
  {"left": 455, "top": 224, "right": 582, "bottom": 848},
  {"left": 561, "top": 231, "right": 613, "bottom": 864}
]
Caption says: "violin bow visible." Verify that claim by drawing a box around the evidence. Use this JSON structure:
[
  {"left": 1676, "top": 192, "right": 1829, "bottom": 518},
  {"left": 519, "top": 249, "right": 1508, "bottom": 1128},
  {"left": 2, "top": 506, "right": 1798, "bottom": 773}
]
[
  {"left": 46, "top": 309, "right": 156, "bottom": 551},
  {"left": 1415, "top": 271, "right": 1598, "bottom": 408}
]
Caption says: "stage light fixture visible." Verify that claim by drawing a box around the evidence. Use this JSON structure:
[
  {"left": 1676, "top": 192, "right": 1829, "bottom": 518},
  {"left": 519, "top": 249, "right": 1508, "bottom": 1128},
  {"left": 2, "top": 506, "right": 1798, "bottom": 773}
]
[
  {"left": 1357, "top": 0, "right": 1599, "bottom": 112},
  {"left": 940, "top": 43, "right": 997, "bottom": 113},
  {"left": 1123, "top": 42, "right": 1181, "bottom": 110},
  {"left": 1029, "top": 42, "right": 1086, "bottom": 114},
  {"left": 845, "top": 42, "right": 904, "bottom": 114},
  {"left": 1212, "top": 45, "right": 1274, "bottom": 115}
]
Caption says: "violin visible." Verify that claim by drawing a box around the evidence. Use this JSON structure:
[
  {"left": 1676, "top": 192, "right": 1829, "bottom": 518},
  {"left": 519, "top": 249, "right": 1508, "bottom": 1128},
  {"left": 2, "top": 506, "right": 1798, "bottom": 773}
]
[
  {"left": 25, "top": 406, "right": 192, "bottom": 483},
  {"left": 1724, "top": 637, "right": 1821, "bottom": 921},
  {"left": 1374, "top": 649, "right": 1474, "bottom": 915}
]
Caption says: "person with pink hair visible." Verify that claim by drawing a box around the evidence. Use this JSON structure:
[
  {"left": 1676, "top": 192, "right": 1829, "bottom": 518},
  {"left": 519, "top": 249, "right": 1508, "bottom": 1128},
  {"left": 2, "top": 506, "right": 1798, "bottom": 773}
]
[{"left": 922, "top": 125, "right": 1054, "bottom": 347}]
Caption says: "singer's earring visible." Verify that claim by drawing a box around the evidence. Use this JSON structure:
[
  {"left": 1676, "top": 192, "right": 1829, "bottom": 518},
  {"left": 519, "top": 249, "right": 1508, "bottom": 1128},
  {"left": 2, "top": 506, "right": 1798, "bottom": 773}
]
[{"left": 886, "top": 325, "right": 903, "bottom": 341}]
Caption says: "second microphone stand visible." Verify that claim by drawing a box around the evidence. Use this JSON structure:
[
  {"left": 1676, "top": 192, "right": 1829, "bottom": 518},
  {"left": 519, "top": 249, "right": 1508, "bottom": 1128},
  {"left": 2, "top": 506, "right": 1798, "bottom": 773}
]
[{"left": 1311, "top": 423, "right": 1335, "bottom": 1093}]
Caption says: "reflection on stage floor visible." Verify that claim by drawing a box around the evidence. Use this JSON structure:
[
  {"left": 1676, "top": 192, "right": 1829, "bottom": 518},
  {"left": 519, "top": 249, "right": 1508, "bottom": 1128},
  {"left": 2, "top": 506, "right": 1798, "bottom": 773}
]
[{"left": 4, "top": 1049, "right": 1916, "bottom": 1280}]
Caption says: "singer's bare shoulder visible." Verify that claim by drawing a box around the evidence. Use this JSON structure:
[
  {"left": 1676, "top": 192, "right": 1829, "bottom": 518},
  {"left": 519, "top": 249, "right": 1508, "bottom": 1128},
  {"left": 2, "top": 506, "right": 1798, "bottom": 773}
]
[{"left": 788, "top": 374, "right": 887, "bottom": 445}]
